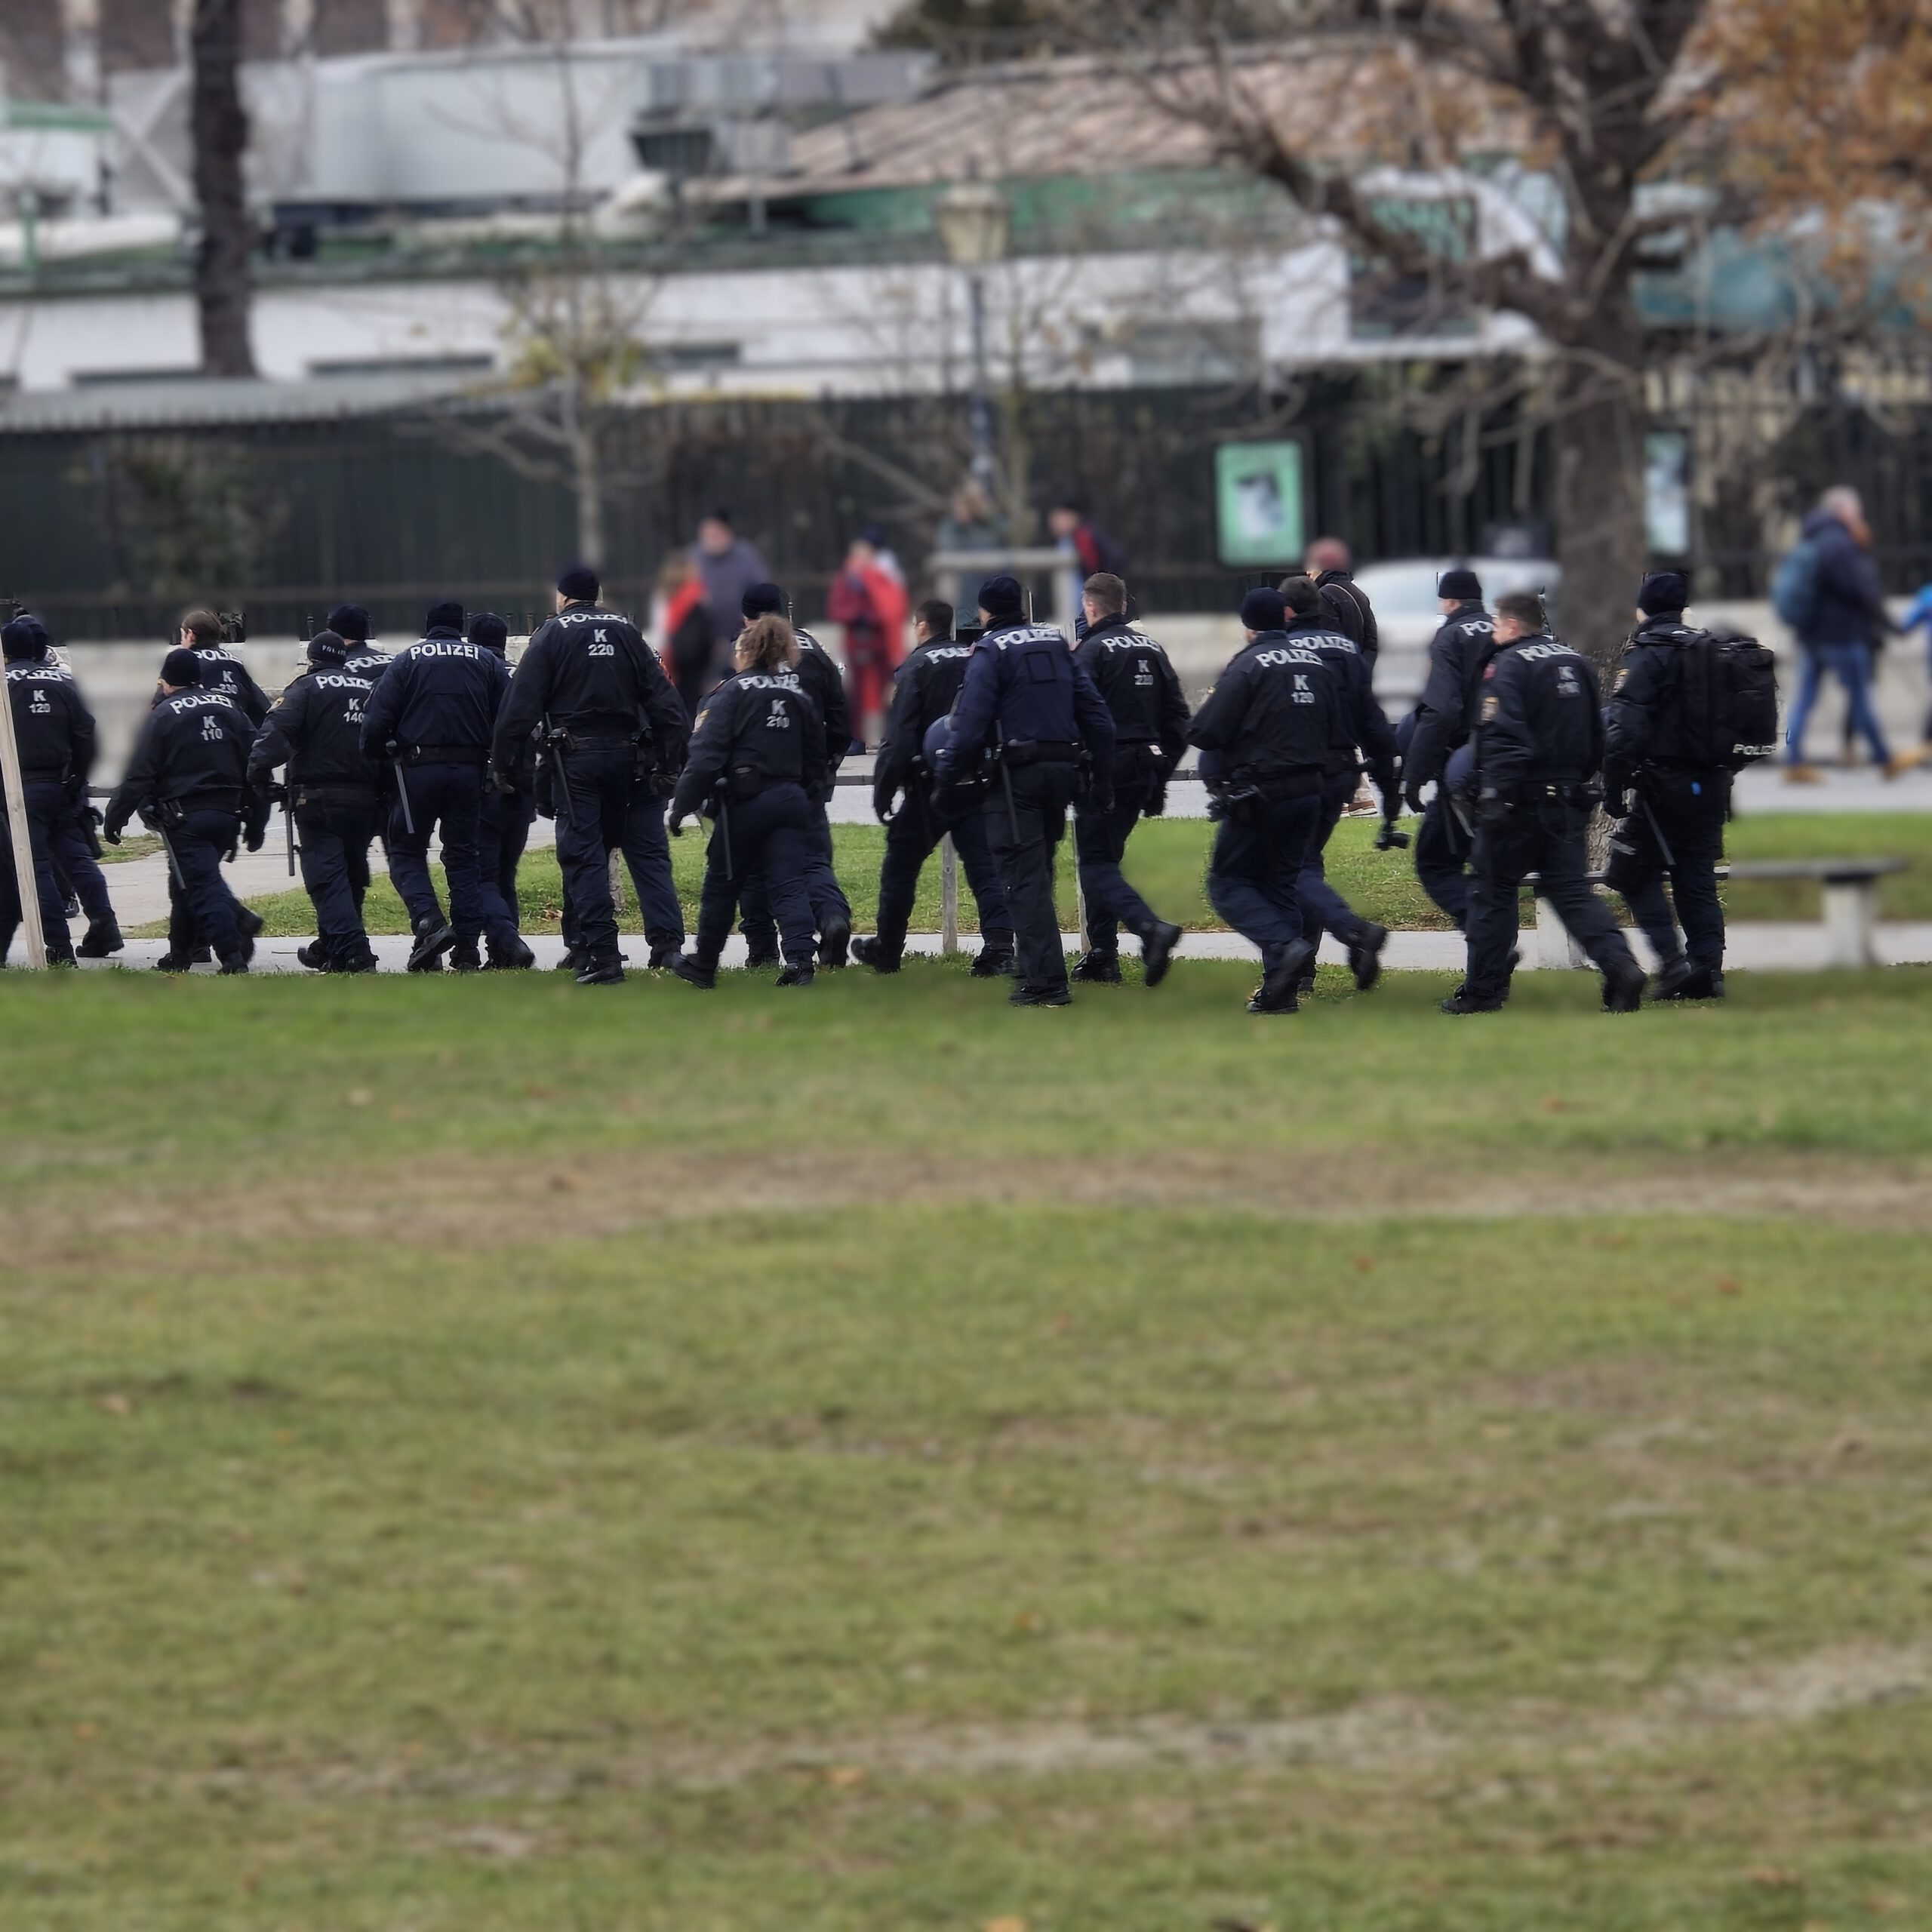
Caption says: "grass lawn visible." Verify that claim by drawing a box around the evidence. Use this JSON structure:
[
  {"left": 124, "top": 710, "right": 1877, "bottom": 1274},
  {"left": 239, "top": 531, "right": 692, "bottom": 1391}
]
[
  {"left": 223, "top": 810, "right": 1932, "bottom": 940},
  {"left": 3, "top": 965, "right": 1931, "bottom": 1930}
]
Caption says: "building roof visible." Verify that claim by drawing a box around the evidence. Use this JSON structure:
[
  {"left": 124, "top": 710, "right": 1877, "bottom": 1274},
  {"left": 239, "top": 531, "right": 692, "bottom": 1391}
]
[
  {"left": 0, "top": 371, "right": 476, "bottom": 435},
  {"left": 698, "top": 51, "right": 1530, "bottom": 201}
]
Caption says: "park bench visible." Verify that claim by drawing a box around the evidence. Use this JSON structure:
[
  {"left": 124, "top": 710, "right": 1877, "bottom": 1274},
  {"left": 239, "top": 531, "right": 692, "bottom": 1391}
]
[{"left": 1533, "top": 855, "right": 1907, "bottom": 970}]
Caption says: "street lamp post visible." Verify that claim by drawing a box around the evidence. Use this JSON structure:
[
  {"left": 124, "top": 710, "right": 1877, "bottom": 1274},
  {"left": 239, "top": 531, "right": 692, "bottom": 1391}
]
[{"left": 934, "top": 171, "right": 1010, "bottom": 495}]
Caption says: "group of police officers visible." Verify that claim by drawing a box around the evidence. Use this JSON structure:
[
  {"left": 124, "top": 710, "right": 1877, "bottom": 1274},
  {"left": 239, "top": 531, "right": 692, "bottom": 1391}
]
[{"left": 0, "top": 554, "right": 1746, "bottom": 1012}]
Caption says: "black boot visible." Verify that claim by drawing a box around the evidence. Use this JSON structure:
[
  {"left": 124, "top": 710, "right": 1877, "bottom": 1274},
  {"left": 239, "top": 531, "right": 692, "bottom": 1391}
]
[
  {"left": 776, "top": 961, "right": 816, "bottom": 988},
  {"left": 743, "top": 946, "right": 780, "bottom": 970},
  {"left": 486, "top": 937, "right": 537, "bottom": 971},
  {"left": 1069, "top": 949, "right": 1121, "bottom": 984},
  {"left": 671, "top": 952, "right": 717, "bottom": 990},
  {"left": 1439, "top": 986, "right": 1507, "bottom": 1015},
  {"left": 1248, "top": 939, "right": 1315, "bottom": 1014},
  {"left": 76, "top": 918, "right": 124, "bottom": 958},
  {"left": 1651, "top": 956, "right": 1696, "bottom": 1001},
  {"left": 1009, "top": 981, "right": 1072, "bottom": 1008},
  {"left": 408, "top": 915, "right": 457, "bottom": 972},
  {"left": 1347, "top": 921, "right": 1389, "bottom": 992},
  {"left": 297, "top": 941, "right": 328, "bottom": 971},
  {"left": 970, "top": 946, "right": 1015, "bottom": 978},
  {"left": 646, "top": 941, "right": 681, "bottom": 971},
  {"left": 155, "top": 950, "right": 195, "bottom": 973},
  {"left": 851, "top": 936, "right": 900, "bottom": 973},
  {"left": 574, "top": 950, "right": 624, "bottom": 986},
  {"left": 1140, "top": 921, "right": 1183, "bottom": 989},
  {"left": 1601, "top": 957, "right": 1647, "bottom": 1014},
  {"left": 451, "top": 940, "right": 484, "bottom": 973},
  {"left": 817, "top": 914, "right": 851, "bottom": 969}
]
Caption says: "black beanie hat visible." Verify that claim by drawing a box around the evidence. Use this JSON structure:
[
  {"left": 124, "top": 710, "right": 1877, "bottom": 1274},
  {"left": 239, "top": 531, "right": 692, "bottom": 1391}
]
[
  {"left": 1438, "top": 567, "right": 1483, "bottom": 602},
  {"left": 1240, "top": 586, "right": 1286, "bottom": 632},
  {"left": 326, "top": 603, "right": 371, "bottom": 643},
  {"left": 556, "top": 566, "right": 600, "bottom": 603},
  {"left": 1638, "top": 570, "right": 1688, "bottom": 617},
  {"left": 978, "top": 574, "right": 1024, "bottom": 619},
  {"left": 741, "top": 581, "right": 786, "bottom": 620},
  {"left": 425, "top": 599, "right": 465, "bottom": 633},
  {"left": 306, "top": 629, "right": 349, "bottom": 666},
  {"left": 161, "top": 646, "right": 203, "bottom": 688},
  {"left": 2, "top": 614, "right": 49, "bottom": 660},
  {"left": 469, "top": 611, "right": 509, "bottom": 654}
]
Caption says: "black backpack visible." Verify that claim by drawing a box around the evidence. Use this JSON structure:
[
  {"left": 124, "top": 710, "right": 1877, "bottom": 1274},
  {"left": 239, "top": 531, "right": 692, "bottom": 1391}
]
[{"left": 1677, "top": 628, "right": 1780, "bottom": 770}]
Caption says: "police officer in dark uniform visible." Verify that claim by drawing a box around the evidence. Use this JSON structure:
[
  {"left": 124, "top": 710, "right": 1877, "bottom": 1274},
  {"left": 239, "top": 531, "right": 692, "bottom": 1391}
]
[
  {"left": 735, "top": 583, "right": 853, "bottom": 969},
  {"left": 362, "top": 600, "right": 509, "bottom": 973},
  {"left": 1187, "top": 587, "right": 1346, "bottom": 1014},
  {"left": 326, "top": 603, "right": 389, "bottom": 681},
  {"left": 1068, "top": 572, "right": 1186, "bottom": 986},
  {"left": 1, "top": 614, "right": 93, "bottom": 964},
  {"left": 248, "top": 628, "right": 385, "bottom": 973},
  {"left": 936, "top": 574, "right": 1115, "bottom": 1007},
  {"left": 853, "top": 597, "right": 1014, "bottom": 975},
  {"left": 469, "top": 613, "right": 537, "bottom": 971},
  {"left": 669, "top": 614, "right": 826, "bottom": 989},
  {"left": 492, "top": 568, "right": 688, "bottom": 986},
  {"left": 1444, "top": 592, "right": 1647, "bottom": 1016},
  {"left": 178, "top": 608, "right": 271, "bottom": 726},
  {"left": 104, "top": 648, "right": 266, "bottom": 973},
  {"left": 1278, "top": 574, "right": 1400, "bottom": 991},
  {"left": 1299, "top": 537, "right": 1380, "bottom": 670},
  {"left": 1603, "top": 571, "right": 1732, "bottom": 1001},
  {"left": 1403, "top": 568, "right": 1497, "bottom": 930}
]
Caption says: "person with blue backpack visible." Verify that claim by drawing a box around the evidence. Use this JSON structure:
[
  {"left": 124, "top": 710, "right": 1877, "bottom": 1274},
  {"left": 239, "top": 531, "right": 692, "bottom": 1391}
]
[{"left": 1774, "top": 487, "right": 1914, "bottom": 781}]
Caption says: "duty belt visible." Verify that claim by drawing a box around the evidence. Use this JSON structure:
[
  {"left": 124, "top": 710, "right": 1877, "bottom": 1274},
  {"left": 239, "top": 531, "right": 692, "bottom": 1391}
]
[
  {"left": 406, "top": 743, "right": 489, "bottom": 765},
  {"left": 1001, "top": 738, "right": 1081, "bottom": 766}
]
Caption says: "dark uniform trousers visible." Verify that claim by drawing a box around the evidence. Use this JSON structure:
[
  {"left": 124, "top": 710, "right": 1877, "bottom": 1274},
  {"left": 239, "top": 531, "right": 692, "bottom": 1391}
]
[
  {"left": 50, "top": 796, "right": 113, "bottom": 928},
  {"left": 1072, "top": 777, "right": 1159, "bottom": 955},
  {"left": 1, "top": 778, "right": 76, "bottom": 960},
  {"left": 1208, "top": 792, "right": 1322, "bottom": 949},
  {"left": 1415, "top": 792, "right": 1472, "bottom": 930},
  {"left": 1604, "top": 773, "right": 1727, "bottom": 977},
  {"left": 554, "top": 744, "right": 682, "bottom": 961},
  {"left": 169, "top": 806, "right": 247, "bottom": 961},
  {"left": 477, "top": 780, "right": 536, "bottom": 946},
  {"left": 986, "top": 763, "right": 1078, "bottom": 990},
  {"left": 295, "top": 790, "right": 380, "bottom": 965},
  {"left": 696, "top": 783, "right": 817, "bottom": 968},
  {"left": 740, "top": 802, "right": 851, "bottom": 960},
  {"left": 875, "top": 783, "right": 1012, "bottom": 958},
  {"left": 388, "top": 761, "right": 485, "bottom": 941},
  {"left": 1297, "top": 771, "right": 1374, "bottom": 946},
  {"left": 1466, "top": 799, "right": 1638, "bottom": 1002}
]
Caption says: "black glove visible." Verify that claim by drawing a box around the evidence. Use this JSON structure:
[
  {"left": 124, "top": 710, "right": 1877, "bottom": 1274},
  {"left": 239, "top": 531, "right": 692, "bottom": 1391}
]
[
  {"left": 490, "top": 767, "right": 518, "bottom": 797},
  {"left": 1145, "top": 782, "right": 1168, "bottom": 818},
  {"left": 1404, "top": 777, "right": 1427, "bottom": 814},
  {"left": 1092, "top": 786, "right": 1115, "bottom": 818},
  {"left": 244, "top": 821, "right": 266, "bottom": 854},
  {"left": 85, "top": 805, "right": 103, "bottom": 831},
  {"left": 873, "top": 783, "right": 897, "bottom": 824},
  {"left": 668, "top": 813, "right": 687, "bottom": 838},
  {"left": 650, "top": 768, "right": 680, "bottom": 800},
  {"left": 101, "top": 815, "right": 125, "bottom": 846}
]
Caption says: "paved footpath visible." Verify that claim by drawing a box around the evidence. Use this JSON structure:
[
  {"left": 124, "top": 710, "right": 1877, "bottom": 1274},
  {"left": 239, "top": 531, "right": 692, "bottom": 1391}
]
[{"left": 66, "top": 924, "right": 1932, "bottom": 976}]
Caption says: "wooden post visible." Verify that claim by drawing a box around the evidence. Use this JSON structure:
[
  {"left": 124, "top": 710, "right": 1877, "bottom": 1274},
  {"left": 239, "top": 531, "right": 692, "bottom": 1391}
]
[
  {"left": 609, "top": 848, "right": 626, "bottom": 918},
  {"left": 0, "top": 661, "right": 47, "bottom": 968},
  {"left": 1075, "top": 869, "right": 1089, "bottom": 953},
  {"left": 940, "top": 833, "right": 958, "bottom": 955}
]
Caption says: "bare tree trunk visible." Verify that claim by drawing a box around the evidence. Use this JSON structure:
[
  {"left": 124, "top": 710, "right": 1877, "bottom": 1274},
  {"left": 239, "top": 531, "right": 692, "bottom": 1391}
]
[
  {"left": 1552, "top": 303, "right": 1647, "bottom": 680},
  {"left": 191, "top": 0, "right": 257, "bottom": 377},
  {"left": 561, "top": 380, "right": 606, "bottom": 568}
]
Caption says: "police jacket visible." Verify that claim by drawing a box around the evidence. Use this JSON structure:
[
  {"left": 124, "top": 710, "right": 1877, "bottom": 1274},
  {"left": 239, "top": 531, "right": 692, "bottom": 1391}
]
[
  {"left": 362, "top": 626, "right": 510, "bottom": 764},
  {"left": 1282, "top": 614, "right": 1398, "bottom": 797},
  {"left": 1601, "top": 617, "right": 1725, "bottom": 787},
  {"left": 492, "top": 601, "right": 688, "bottom": 777},
  {"left": 189, "top": 645, "right": 271, "bottom": 726},
  {"left": 937, "top": 619, "right": 1115, "bottom": 784},
  {"left": 5, "top": 657, "right": 96, "bottom": 785},
  {"left": 875, "top": 634, "right": 977, "bottom": 808},
  {"left": 1072, "top": 617, "right": 1191, "bottom": 780},
  {"left": 794, "top": 626, "right": 854, "bottom": 771},
  {"left": 1405, "top": 601, "right": 1499, "bottom": 795},
  {"left": 1473, "top": 633, "right": 1604, "bottom": 804},
  {"left": 105, "top": 688, "right": 257, "bottom": 835},
  {"left": 1187, "top": 631, "right": 1348, "bottom": 795},
  {"left": 669, "top": 669, "right": 826, "bottom": 820},
  {"left": 1314, "top": 571, "right": 1380, "bottom": 669},
  {"left": 249, "top": 657, "right": 383, "bottom": 795}
]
